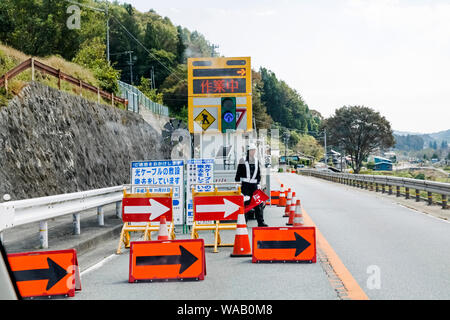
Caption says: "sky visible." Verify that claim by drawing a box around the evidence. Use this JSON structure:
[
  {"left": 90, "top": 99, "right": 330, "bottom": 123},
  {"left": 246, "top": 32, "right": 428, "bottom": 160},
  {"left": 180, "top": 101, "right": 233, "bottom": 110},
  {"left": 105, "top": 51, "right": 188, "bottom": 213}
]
[{"left": 123, "top": 0, "right": 450, "bottom": 134}]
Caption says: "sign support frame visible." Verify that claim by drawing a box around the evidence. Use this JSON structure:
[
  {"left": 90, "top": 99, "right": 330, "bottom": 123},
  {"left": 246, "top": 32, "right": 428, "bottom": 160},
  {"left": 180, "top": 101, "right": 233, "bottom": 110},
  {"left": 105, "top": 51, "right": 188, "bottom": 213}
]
[
  {"left": 190, "top": 186, "right": 243, "bottom": 253},
  {"left": 117, "top": 188, "right": 175, "bottom": 254}
]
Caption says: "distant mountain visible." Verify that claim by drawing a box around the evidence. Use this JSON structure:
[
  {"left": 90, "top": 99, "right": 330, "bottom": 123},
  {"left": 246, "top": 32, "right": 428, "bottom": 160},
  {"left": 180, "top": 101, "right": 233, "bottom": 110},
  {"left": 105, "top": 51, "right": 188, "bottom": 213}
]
[
  {"left": 393, "top": 129, "right": 450, "bottom": 151},
  {"left": 393, "top": 130, "right": 422, "bottom": 136}
]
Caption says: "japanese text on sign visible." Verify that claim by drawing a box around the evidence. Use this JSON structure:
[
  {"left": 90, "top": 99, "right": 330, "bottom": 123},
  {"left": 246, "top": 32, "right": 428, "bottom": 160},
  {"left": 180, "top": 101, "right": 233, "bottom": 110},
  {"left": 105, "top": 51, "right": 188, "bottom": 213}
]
[
  {"left": 131, "top": 160, "right": 184, "bottom": 224},
  {"left": 187, "top": 159, "right": 214, "bottom": 226},
  {"left": 193, "top": 78, "right": 246, "bottom": 94}
]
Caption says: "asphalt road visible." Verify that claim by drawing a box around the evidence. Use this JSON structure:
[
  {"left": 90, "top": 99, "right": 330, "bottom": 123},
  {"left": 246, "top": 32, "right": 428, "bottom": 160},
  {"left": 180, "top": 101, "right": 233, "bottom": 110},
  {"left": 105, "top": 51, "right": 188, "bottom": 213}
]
[
  {"left": 73, "top": 203, "right": 337, "bottom": 300},
  {"left": 277, "top": 172, "right": 450, "bottom": 299},
  {"left": 6, "top": 172, "right": 449, "bottom": 300}
]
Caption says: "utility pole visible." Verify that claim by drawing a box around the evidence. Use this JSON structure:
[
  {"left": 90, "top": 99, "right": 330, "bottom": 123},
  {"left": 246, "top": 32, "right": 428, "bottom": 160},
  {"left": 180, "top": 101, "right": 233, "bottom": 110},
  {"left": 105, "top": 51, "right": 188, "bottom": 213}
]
[
  {"left": 127, "top": 51, "right": 133, "bottom": 84},
  {"left": 65, "top": 1, "right": 110, "bottom": 63},
  {"left": 211, "top": 44, "right": 219, "bottom": 57},
  {"left": 324, "top": 129, "right": 327, "bottom": 167},
  {"left": 151, "top": 66, "right": 155, "bottom": 89},
  {"left": 110, "top": 51, "right": 134, "bottom": 84},
  {"left": 106, "top": 5, "right": 110, "bottom": 63},
  {"left": 284, "top": 131, "right": 290, "bottom": 169}
]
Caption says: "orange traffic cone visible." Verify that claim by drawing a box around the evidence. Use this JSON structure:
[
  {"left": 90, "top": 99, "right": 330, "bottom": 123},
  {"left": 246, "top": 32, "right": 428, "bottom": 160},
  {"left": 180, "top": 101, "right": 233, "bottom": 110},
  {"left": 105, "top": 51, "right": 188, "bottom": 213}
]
[
  {"left": 230, "top": 207, "right": 252, "bottom": 257},
  {"left": 278, "top": 184, "right": 286, "bottom": 207},
  {"left": 283, "top": 188, "right": 292, "bottom": 217},
  {"left": 157, "top": 216, "right": 169, "bottom": 240},
  {"left": 287, "top": 194, "right": 296, "bottom": 225},
  {"left": 293, "top": 200, "right": 304, "bottom": 226}
]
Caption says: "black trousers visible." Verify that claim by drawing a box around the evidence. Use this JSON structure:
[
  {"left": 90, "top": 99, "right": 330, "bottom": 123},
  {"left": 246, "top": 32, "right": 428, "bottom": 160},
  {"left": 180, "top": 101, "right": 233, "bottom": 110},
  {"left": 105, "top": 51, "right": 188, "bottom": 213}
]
[{"left": 245, "top": 203, "right": 265, "bottom": 225}]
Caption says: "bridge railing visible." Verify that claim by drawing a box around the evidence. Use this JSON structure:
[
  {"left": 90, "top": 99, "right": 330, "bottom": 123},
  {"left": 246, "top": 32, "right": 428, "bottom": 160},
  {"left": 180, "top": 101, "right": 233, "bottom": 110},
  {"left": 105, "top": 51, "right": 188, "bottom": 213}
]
[
  {"left": 0, "top": 186, "right": 129, "bottom": 248},
  {"left": 298, "top": 169, "right": 450, "bottom": 209}
]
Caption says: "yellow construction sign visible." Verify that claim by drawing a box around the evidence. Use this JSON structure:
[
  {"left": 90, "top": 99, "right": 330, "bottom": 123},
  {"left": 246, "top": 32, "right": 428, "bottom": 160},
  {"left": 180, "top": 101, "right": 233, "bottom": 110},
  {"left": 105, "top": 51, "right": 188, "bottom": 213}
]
[
  {"left": 188, "top": 57, "right": 252, "bottom": 133},
  {"left": 194, "top": 108, "right": 216, "bottom": 131}
]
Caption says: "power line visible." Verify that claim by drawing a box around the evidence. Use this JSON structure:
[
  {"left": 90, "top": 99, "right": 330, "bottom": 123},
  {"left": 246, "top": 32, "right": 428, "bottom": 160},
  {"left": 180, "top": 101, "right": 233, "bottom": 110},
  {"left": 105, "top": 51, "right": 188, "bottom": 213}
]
[{"left": 109, "top": 14, "right": 185, "bottom": 83}]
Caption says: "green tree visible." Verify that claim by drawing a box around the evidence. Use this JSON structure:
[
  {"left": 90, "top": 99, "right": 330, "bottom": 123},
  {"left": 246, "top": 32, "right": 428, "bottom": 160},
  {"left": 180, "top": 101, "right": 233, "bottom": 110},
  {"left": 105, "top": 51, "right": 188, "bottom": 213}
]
[
  {"left": 322, "top": 105, "right": 395, "bottom": 174},
  {"left": 137, "top": 77, "right": 163, "bottom": 104},
  {"left": 72, "top": 37, "right": 121, "bottom": 93},
  {"left": 293, "top": 134, "right": 323, "bottom": 162},
  {"left": 252, "top": 70, "right": 272, "bottom": 129}
]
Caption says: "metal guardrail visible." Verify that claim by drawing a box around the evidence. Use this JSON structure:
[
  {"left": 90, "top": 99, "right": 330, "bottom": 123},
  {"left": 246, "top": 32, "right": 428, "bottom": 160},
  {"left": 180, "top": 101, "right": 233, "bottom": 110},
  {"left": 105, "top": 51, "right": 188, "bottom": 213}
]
[
  {"left": 118, "top": 80, "right": 169, "bottom": 116},
  {"left": 0, "top": 58, "right": 128, "bottom": 106},
  {"left": 0, "top": 186, "right": 129, "bottom": 248},
  {"left": 299, "top": 169, "right": 450, "bottom": 209}
]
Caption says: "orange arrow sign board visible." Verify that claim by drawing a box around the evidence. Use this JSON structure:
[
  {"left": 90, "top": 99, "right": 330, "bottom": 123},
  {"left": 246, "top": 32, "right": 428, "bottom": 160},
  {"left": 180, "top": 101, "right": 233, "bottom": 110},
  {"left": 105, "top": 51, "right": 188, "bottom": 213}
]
[
  {"left": 129, "top": 239, "right": 206, "bottom": 282},
  {"left": 252, "top": 227, "right": 316, "bottom": 263},
  {"left": 7, "top": 249, "right": 81, "bottom": 298}
]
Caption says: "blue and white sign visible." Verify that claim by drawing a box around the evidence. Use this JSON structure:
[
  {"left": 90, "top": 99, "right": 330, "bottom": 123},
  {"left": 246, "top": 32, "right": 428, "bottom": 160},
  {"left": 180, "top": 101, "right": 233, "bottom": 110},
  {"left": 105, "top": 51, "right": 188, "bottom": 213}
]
[
  {"left": 186, "top": 158, "right": 214, "bottom": 225},
  {"left": 130, "top": 160, "right": 184, "bottom": 224}
]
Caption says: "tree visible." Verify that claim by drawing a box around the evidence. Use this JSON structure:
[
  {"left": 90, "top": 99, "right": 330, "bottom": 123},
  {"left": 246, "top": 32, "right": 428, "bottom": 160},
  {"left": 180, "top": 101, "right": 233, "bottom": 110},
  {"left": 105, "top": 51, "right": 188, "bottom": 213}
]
[
  {"left": 72, "top": 37, "right": 121, "bottom": 93},
  {"left": 322, "top": 105, "right": 395, "bottom": 174},
  {"left": 293, "top": 134, "right": 324, "bottom": 162}
]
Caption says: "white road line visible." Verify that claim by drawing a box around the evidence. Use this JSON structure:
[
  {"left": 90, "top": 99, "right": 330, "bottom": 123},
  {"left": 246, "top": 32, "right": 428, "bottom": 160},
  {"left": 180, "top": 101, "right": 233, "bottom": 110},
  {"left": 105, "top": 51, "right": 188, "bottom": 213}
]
[{"left": 81, "top": 253, "right": 119, "bottom": 276}]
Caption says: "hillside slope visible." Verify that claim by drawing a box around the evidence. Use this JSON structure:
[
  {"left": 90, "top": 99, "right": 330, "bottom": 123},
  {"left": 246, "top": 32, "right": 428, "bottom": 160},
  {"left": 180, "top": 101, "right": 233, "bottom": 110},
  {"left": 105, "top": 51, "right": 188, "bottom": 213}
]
[{"left": 0, "top": 82, "right": 169, "bottom": 201}]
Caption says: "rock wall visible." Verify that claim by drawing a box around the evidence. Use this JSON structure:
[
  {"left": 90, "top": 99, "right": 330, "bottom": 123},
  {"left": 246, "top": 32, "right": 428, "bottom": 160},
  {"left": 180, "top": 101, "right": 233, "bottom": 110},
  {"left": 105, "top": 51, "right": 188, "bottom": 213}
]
[{"left": 0, "top": 82, "right": 170, "bottom": 201}]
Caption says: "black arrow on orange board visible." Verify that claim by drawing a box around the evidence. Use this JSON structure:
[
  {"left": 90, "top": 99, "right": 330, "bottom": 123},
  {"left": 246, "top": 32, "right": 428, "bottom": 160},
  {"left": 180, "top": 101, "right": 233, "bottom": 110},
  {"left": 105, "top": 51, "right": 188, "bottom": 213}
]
[
  {"left": 136, "top": 245, "right": 198, "bottom": 274},
  {"left": 257, "top": 232, "right": 311, "bottom": 257},
  {"left": 13, "top": 257, "right": 68, "bottom": 290}
]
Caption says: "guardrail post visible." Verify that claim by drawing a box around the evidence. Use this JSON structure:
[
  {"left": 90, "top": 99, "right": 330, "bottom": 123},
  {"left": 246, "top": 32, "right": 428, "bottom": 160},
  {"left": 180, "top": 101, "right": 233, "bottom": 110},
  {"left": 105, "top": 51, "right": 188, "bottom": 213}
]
[
  {"left": 427, "top": 192, "right": 433, "bottom": 205},
  {"left": 442, "top": 195, "right": 448, "bottom": 209},
  {"left": 73, "top": 213, "right": 81, "bottom": 235},
  {"left": 115, "top": 201, "right": 122, "bottom": 219},
  {"left": 39, "top": 221, "right": 48, "bottom": 249},
  {"left": 405, "top": 187, "right": 410, "bottom": 199},
  {"left": 97, "top": 206, "right": 104, "bottom": 226},
  {"left": 396, "top": 186, "right": 400, "bottom": 197},
  {"left": 381, "top": 184, "right": 385, "bottom": 193},
  {"left": 375, "top": 183, "right": 379, "bottom": 192},
  {"left": 415, "top": 189, "right": 420, "bottom": 202},
  {"left": 31, "top": 58, "right": 35, "bottom": 81},
  {"left": 388, "top": 185, "right": 393, "bottom": 195}
]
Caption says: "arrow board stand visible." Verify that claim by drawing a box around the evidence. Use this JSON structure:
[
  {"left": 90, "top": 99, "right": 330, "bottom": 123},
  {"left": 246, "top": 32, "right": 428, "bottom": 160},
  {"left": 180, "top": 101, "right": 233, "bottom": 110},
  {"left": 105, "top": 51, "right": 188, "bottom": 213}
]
[
  {"left": 117, "top": 189, "right": 175, "bottom": 254},
  {"left": 191, "top": 187, "right": 244, "bottom": 253},
  {"left": 7, "top": 249, "right": 81, "bottom": 298},
  {"left": 129, "top": 239, "right": 206, "bottom": 282},
  {"left": 252, "top": 227, "right": 316, "bottom": 263}
]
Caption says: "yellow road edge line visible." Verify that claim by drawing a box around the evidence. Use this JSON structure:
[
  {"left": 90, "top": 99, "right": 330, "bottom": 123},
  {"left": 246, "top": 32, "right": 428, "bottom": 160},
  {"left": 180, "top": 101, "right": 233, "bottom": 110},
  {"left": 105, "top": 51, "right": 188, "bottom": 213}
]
[{"left": 275, "top": 175, "right": 369, "bottom": 300}]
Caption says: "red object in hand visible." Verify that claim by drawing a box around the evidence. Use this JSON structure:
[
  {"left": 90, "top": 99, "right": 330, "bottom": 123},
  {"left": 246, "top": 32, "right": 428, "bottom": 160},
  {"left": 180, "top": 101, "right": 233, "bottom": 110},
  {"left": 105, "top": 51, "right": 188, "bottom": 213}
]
[{"left": 244, "top": 189, "right": 269, "bottom": 213}]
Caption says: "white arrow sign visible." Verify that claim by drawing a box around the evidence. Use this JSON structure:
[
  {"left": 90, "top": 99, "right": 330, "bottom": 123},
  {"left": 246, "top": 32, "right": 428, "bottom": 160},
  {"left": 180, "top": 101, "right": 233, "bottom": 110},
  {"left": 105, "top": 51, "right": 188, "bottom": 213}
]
[
  {"left": 124, "top": 199, "right": 170, "bottom": 221},
  {"left": 195, "top": 199, "right": 240, "bottom": 218}
]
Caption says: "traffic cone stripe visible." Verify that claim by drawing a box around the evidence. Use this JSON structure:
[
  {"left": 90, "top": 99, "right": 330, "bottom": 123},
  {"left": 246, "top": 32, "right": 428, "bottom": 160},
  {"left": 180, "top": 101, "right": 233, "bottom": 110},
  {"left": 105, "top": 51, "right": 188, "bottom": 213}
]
[
  {"left": 157, "top": 216, "right": 169, "bottom": 240},
  {"left": 230, "top": 207, "right": 252, "bottom": 257},
  {"left": 235, "top": 228, "right": 248, "bottom": 235},
  {"left": 293, "top": 199, "right": 304, "bottom": 226}
]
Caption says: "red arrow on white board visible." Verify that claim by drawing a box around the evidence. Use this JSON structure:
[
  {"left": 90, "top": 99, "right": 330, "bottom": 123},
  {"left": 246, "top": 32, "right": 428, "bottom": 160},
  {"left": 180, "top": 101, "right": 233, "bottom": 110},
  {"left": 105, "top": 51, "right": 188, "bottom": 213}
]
[
  {"left": 124, "top": 199, "right": 170, "bottom": 221},
  {"left": 195, "top": 199, "right": 240, "bottom": 218}
]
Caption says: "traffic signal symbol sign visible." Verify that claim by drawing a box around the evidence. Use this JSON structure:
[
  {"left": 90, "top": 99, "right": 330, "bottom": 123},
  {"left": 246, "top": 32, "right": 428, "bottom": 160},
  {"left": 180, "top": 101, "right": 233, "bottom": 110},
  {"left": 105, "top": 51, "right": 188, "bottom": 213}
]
[{"left": 221, "top": 97, "right": 236, "bottom": 132}]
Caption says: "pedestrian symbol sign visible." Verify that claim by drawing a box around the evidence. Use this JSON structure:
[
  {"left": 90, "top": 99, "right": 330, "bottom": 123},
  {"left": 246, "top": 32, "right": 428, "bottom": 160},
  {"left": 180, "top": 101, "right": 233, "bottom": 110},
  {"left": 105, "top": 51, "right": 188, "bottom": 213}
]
[{"left": 194, "top": 109, "right": 216, "bottom": 131}]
